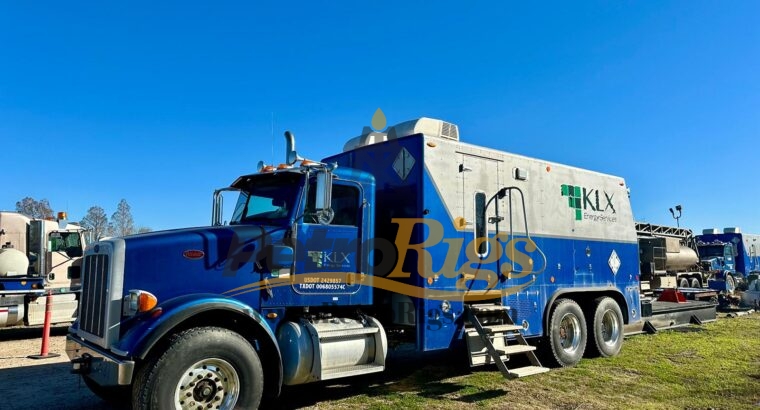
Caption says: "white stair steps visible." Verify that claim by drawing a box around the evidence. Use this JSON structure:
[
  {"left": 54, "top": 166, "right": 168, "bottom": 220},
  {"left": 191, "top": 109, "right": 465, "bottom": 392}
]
[
  {"left": 507, "top": 365, "right": 551, "bottom": 379},
  {"left": 469, "top": 304, "right": 510, "bottom": 313},
  {"left": 465, "top": 324, "right": 522, "bottom": 337},
  {"left": 482, "top": 324, "right": 523, "bottom": 333},
  {"left": 465, "top": 303, "right": 550, "bottom": 379}
]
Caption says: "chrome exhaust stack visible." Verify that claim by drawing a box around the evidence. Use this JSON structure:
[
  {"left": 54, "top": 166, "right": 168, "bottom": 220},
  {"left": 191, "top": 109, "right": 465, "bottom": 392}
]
[{"left": 284, "top": 131, "right": 303, "bottom": 165}]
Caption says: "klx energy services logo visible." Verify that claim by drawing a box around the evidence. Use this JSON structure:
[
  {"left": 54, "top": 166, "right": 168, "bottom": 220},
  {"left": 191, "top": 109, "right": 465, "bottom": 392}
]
[{"left": 561, "top": 184, "right": 616, "bottom": 222}]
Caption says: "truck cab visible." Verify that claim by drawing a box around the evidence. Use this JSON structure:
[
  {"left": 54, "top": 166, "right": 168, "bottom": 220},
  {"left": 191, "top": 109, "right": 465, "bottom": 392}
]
[
  {"left": 0, "top": 211, "right": 85, "bottom": 327},
  {"left": 697, "top": 228, "right": 760, "bottom": 292}
]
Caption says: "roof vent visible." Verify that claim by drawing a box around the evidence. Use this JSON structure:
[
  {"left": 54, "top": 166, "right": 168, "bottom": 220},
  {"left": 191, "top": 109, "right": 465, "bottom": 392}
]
[
  {"left": 343, "top": 117, "right": 459, "bottom": 152},
  {"left": 387, "top": 118, "right": 459, "bottom": 141},
  {"left": 724, "top": 227, "right": 741, "bottom": 234},
  {"left": 702, "top": 228, "right": 719, "bottom": 235}
]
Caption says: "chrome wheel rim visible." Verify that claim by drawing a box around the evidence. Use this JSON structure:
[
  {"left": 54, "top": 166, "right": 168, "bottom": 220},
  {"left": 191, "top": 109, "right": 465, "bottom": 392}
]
[
  {"left": 174, "top": 358, "right": 239, "bottom": 410},
  {"left": 558, "top": 313, "right": 581, "bottom": 353},
  {"left": 726, "top": 275, "right": 736, "bottom": 293},
  {"left": 601, "top": 310, "right": 620, "bottom": 347}
]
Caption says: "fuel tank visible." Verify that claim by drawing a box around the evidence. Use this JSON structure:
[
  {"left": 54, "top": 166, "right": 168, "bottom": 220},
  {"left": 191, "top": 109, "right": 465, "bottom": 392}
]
[{"left": 277, "top": 316, "right": 387, "bottom": 385}]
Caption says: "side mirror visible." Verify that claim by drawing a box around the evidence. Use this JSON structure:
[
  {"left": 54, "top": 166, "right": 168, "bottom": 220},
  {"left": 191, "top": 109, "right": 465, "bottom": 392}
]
[
  {"left": 267, "top": 245, "right": 294, "bottom": 269},
  {"left": 212, "top": 188, "right": 240, "bottom": 226},
  {"left": 314, "top": 171, "right": 334, "bottom": 224}
]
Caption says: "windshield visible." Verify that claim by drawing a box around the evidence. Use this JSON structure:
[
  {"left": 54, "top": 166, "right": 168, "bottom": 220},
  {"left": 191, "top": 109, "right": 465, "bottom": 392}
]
[
  {"left": 50, "top": 232, "right": 82, "bottom": 253},
  {"left": 229, "top": 172, "right": 303, "bottom": 225},
  {"left": 698, "top": 245, "right": 725, "bottom": 258}
]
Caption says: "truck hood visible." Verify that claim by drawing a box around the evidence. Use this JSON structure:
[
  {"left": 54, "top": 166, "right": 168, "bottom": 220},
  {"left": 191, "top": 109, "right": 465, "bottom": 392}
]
[
  {"left": 700, "top": 256, "right": 723, "bottom": 271},
  {"left": 120, "top": 224, "right": 288, "bottom": 305}
]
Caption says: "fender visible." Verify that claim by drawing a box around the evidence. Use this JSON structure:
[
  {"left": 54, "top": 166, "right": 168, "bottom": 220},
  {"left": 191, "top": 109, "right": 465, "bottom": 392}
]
[
  {"left": 114, "top": 293, "right": 281, "bottom": 363},
  {"left": 542, "top": 286, "right": 631, "bottom": 333}
]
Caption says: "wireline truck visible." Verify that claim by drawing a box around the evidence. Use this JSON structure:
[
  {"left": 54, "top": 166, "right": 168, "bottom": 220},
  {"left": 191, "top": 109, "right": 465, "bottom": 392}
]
[{"left": 67, "top": 118, "right": 715, "bottom": 409}]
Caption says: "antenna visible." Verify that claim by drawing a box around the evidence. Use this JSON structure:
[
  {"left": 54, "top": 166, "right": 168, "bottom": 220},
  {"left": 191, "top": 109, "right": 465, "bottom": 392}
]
[{"left": 271, "top": 112, "right": 275, "bottom": 164}]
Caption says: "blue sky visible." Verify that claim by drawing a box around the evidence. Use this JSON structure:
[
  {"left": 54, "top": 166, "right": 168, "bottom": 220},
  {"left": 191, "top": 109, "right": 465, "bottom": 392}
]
[{"left": 1, "top": 2, "right": 758, "bottom": 233}]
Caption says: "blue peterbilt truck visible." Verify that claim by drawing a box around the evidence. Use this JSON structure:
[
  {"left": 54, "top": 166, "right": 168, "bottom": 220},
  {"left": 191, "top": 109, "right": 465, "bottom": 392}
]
[{"left": 66, "top": 118, "right": 715, "bottom": 409}]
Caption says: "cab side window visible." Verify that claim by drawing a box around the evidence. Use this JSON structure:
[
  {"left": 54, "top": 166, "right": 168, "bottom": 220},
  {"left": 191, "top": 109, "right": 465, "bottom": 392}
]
[
  {"left": 331, "top": 185, "right": 360, "bottom": 226},
  {"left": 305, "top": 181, "right": 360, "bottom": 227}
]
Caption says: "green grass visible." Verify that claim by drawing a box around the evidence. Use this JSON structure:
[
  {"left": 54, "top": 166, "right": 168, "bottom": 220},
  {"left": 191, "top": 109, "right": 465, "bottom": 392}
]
[{"left": 286, "top": 314, "right": 760, "bottom": 409}]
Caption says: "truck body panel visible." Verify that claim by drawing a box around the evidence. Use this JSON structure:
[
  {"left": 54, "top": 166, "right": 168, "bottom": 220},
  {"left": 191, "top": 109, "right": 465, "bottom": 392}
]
[{"left": 324, "top": 132, "right": 641, "bottom": 351}]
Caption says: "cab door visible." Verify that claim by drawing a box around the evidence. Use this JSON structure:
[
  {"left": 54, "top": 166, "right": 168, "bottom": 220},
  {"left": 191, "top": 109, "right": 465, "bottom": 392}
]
[{"left": 261, "top": 180, "right": 365, "bottom": 307}]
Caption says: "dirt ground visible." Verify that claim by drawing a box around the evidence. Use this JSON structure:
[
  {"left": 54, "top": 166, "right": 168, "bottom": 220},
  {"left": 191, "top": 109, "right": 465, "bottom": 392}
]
[
  {"left": 0, "top": 325, "right": 377, "bottom": 410},
  {"left": 0, "top": 325, "right": 113, "bottom": 410}
]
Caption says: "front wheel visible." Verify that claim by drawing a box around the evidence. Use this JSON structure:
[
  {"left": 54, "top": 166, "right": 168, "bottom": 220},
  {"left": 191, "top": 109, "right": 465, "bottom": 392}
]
[
  {"left": 132, "top": 327, "right": 264, "bottom": 410},
  {"left": 545, "top": 299, "right": 587, "bottom": 367},
  {"left": 678, "top": 277, "right": 689, "bottom": 288},
  {"left": 586, "top": 297, "right": 623, "bottom": 358},
  {"left": 725, "top": 274, "right": 736, "bottom": 294}
]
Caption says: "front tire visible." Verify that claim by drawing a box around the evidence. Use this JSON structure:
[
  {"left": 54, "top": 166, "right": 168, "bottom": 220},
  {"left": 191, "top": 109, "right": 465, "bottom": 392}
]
[
  {"left": 678, "top": 277, "right": 689, "bottom": 288},
  {"left": 587, "top": 297, "right": 623, "bottom": 358},
  {"left": 725, "top": 274, "right": 736, "bottom": 294},
  {"left": 546, "top": 299, "right": 587, "bottom": 367},
  {"left": 132, "top": 327, "right": 264, "bottom": 410}
]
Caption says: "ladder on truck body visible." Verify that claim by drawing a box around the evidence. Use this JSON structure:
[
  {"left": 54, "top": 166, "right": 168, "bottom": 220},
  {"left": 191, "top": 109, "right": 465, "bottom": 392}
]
[{"left": 465, "top": 304, "right": 550, "bottom": 379}]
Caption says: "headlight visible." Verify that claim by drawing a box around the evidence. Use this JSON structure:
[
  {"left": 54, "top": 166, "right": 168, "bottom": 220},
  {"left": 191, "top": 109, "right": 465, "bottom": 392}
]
[{"left": 123, "top": 290, "right": 158, "bottom": 317}]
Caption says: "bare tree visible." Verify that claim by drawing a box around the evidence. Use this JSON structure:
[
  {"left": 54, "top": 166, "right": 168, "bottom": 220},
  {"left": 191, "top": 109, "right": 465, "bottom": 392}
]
[
  {"left": 136, "top": 227, "right": 153, "bottom": 234},
  {"left": 80, "top": 206, "right": 109, "bottom": 241},
  {"left": 15, "top": 197, "right": 54, "bottom": 219},
  {"left": 110, "top": 199, "right": 135, "bottom": 237}
]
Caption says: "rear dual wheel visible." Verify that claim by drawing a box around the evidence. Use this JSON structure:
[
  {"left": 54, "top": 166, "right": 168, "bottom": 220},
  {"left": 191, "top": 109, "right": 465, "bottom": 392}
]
[
  {"left": 546, "top": 299, "right": 587, "bottom": 367},
  {"left": 546, "top": 297, "right": 624, "bottom": 366},
  {"left": 679, "top": 277, "right": 702, "bottom": 288},
  {"left": 587, "top": 297, "right": 624, "bottom": 358}
]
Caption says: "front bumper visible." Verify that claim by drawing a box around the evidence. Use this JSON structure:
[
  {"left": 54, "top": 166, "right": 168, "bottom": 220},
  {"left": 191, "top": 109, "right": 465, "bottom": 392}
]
[{"left": 66, "top": 334, "right": 135, "bottom": 386}]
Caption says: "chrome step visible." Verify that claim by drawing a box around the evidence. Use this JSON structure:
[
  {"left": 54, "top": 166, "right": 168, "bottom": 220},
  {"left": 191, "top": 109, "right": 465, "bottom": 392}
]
[
  {"left": 321, "top": 364, "right": 385, "bottom": 381},
  {"left": 319, "top": 327, "right": 379, "bottom": 340}
]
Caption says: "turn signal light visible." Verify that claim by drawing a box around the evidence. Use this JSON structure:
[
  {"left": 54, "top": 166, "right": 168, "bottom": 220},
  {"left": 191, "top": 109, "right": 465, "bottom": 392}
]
[
  {"left": 125, "top": 290, "right": 158, "bottom": 316},
  {"left": 260, "top": 165, "right": 276, "bottom": 173},
  {"left": 137, "top": 291, "right": 158, "bottom": 312},
  {"left": 57, "top": 212, "right": 67, "bottom": 220}
]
